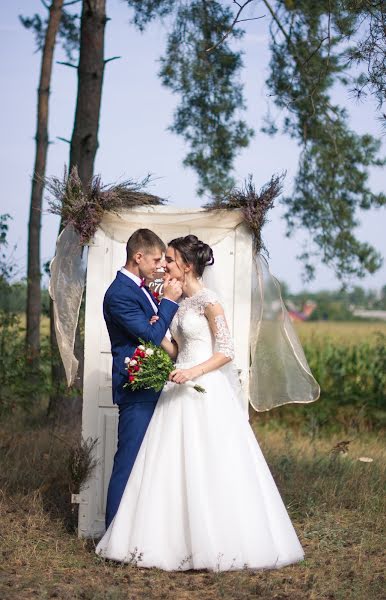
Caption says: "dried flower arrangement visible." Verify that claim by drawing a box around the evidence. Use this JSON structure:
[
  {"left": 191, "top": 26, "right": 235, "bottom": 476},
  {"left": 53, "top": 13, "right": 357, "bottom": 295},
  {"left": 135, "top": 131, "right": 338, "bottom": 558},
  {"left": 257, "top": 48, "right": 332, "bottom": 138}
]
[
  {"left": 204, "top": 173, "right": 285, "bottom": 254},
  {"left": 68, "top": 437, "right": 99, "bottom": 494},
  {"left": 45, "top": 167, "right": 283, "bottom": 250},
  {"left": 45, "top": 167, "right": 166, "bottom": 244}
]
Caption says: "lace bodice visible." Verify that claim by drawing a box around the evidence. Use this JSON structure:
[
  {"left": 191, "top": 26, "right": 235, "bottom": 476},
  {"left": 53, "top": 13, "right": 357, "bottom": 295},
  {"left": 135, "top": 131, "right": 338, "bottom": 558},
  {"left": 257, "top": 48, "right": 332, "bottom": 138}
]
[{"left": 170, "top": 288, "right": 234, "bottom": 366}]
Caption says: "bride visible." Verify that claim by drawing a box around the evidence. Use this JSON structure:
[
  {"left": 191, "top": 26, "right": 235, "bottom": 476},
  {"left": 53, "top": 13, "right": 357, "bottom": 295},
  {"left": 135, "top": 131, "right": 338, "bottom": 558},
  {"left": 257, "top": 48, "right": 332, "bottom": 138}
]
[{"left": 96, "top": 234, "right": 304, "bottom": 571}]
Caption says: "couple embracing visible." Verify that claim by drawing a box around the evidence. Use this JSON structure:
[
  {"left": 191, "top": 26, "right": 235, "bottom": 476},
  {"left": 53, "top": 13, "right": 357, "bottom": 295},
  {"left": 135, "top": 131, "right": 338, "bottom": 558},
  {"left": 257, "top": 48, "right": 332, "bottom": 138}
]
[{"left": 96, "top": 228, "right": 304, "bottom": 571}]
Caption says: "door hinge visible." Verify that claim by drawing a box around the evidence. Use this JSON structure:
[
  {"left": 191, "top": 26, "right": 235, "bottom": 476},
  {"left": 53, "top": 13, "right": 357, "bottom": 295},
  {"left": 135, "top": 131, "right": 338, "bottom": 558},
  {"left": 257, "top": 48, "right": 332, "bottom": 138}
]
[{"left": 71, "top": 493, "right": 89, "bottom": 505}]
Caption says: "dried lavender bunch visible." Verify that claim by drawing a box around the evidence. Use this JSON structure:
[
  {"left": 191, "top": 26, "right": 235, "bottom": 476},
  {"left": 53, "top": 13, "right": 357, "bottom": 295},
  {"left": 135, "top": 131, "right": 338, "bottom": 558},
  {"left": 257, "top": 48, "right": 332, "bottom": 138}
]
[
  {"left": 45, "top": 167, "right": 166, "bottom": 244},
  {"left": 204, "top": 173, "right": 285, "bottom": 254},
  {"left": 68, "top": 437, "right": 99, "bottom": 494}
]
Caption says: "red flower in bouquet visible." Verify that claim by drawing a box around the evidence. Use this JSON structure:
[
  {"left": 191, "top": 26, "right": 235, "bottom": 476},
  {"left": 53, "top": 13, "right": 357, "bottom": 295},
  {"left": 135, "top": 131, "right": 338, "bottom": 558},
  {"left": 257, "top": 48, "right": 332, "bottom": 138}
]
[{"left": 124, "top": 340, "right": 205, "bottom": 393}]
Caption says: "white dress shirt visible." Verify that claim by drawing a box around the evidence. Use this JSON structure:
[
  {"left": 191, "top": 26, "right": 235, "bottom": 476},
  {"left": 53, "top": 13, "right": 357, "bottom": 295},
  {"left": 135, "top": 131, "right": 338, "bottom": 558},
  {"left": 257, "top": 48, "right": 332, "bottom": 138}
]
[
  {"left": 120, "top": 267, "right": 159, "bottom": 313},
  {"left": 120, "top": 267, "right": 173, "bottom": 341}
]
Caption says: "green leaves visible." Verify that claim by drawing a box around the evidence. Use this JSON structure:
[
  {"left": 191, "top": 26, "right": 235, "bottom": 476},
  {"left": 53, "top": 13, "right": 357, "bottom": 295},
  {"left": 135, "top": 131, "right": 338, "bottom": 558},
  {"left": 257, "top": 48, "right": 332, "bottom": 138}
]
[
  {"left": 126, "top": 341, "right": 206, "bottom": 393},
  {"left": 128, "top": 341, "right": 174, "bottom": 393},
  {"left": 130, "top": 0, "right": 253, "bottom": 197},
  {"left": 20, "top": 7, "right": 80, "bottom": 62},
  {"left": 265, "top": 0, "right": 385, "bottom": 281}
]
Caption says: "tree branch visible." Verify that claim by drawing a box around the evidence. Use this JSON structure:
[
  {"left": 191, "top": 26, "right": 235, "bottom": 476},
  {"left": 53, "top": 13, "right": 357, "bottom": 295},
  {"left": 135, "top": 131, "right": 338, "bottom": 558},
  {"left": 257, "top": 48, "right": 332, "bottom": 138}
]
[
  {"left": 206, "top": 0, "right": 262, "bottom": 53},
  {"left": 104, "top": 56, "right": 121, "bottom": 64},
  {"left": 237, "top": 17, "right": 265, "bottom": 23},
  {"left": 56, "top": 60, "right": 77, "bottom": 68},
  {"left": 57, "top": 136, "right": 71, "bottom": 144},
  {"left": 63, "top": 0, "right": 81, "bottom": 5},
  {"left": 261, "top": 0, "right": 295, "bottom": 51},
  {"left": 40, "top": 0, "right": 50, "bottom": 10},
  {"left": 262, "top": 0, "right": 334, "bottom": 124}
]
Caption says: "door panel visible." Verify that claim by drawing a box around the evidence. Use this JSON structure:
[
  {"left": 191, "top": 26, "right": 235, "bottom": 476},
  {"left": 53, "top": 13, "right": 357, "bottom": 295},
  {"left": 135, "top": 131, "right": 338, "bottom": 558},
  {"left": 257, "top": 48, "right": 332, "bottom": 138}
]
[{"left": 80, "top": 212, "right": 252, "bottom": 537}]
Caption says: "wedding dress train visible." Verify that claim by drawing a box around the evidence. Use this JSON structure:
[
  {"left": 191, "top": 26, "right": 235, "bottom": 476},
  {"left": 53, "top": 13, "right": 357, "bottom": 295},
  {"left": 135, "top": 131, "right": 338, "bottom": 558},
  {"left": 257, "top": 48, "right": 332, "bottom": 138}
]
[{"left": 96, "top": 289, "right": 304, "bottom": 571}]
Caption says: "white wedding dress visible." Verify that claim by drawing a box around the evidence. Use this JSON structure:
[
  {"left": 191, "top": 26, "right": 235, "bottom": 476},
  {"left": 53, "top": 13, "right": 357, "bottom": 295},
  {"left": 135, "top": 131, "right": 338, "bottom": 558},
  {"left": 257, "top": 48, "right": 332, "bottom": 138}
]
[{"left": 96, "top": 288, "right": 304, "bottom": 571}]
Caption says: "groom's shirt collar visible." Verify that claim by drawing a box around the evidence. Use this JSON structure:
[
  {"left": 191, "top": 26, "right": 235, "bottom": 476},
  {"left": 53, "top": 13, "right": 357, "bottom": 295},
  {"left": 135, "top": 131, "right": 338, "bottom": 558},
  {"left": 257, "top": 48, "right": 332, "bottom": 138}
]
[
  {"left": 120, "top": 267, "right": 142, "bottom": 287},
  {"left": 120, "top": 266, "right": 160, "bottom": 315},
  {"left": 119, "top": 266, "right": 174, "bottom": 341}
]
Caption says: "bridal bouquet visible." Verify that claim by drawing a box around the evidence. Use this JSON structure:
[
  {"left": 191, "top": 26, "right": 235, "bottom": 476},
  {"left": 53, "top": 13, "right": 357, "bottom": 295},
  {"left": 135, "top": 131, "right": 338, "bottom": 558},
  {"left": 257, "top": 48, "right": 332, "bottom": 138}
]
[{"left": 124, "top": 341, "right": 205, "bottom": 393}]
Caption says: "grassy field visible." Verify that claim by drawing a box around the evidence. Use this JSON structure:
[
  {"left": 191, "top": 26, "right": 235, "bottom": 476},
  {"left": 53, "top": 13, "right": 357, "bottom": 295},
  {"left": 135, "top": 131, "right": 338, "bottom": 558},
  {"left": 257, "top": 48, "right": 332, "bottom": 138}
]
[{"left": 0, "top": 409, "right": 385, "bottom": 600}]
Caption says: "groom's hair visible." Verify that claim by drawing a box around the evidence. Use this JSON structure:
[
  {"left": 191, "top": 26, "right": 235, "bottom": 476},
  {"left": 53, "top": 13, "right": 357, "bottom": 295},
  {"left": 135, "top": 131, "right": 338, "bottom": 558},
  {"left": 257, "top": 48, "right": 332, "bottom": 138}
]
[{"left": 126, "top": 229, "right": 166, "bottom": 261}]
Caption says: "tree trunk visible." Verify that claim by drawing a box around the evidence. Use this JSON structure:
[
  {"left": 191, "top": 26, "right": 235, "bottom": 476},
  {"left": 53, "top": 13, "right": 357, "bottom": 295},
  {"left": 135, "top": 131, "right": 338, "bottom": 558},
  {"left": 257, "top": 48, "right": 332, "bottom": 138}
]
[
  {"left": 26, "top": 0, "right": 64, "bottom": 369},
  {"left": 48, "top": 0, "right": 106, "bottom": 425},
  {"left": 70, "top": 0, "right": 107, "bottom": 183}
]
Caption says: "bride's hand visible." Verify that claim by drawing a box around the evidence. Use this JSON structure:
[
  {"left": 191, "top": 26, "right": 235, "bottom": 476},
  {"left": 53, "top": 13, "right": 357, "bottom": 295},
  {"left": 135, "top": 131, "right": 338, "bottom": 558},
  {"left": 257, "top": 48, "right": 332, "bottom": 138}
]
[
  {"left": 169, "top": 368, "right": 197, "bottom": 384},
  {"left": 149, "top": 315, "right": 159, "bottom": 325}
]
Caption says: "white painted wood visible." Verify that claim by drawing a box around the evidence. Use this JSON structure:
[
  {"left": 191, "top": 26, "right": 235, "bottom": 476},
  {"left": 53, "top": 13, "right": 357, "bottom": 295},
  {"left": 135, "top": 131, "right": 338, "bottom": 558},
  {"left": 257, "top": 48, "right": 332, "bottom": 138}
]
[
  {"left": 233, "top": 223, "right": 253, "bottom": 408},
  {"left": 80, "top": 208, "right": 253, "bottom": 537}
]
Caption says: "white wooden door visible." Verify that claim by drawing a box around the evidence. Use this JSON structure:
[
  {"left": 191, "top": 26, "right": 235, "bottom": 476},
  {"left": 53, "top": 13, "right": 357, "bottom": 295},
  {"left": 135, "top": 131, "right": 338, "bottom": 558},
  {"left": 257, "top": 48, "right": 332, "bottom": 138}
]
[{"left": 79, "top": 210, "right": 252, "bottom": 537}]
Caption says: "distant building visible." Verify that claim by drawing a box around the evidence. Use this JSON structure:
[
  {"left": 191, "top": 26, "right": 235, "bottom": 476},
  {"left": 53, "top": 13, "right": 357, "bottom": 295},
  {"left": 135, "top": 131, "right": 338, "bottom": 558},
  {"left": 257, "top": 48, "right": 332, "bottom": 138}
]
[{"left": 351, "top": 309, "right": 386, "bottom": 321}]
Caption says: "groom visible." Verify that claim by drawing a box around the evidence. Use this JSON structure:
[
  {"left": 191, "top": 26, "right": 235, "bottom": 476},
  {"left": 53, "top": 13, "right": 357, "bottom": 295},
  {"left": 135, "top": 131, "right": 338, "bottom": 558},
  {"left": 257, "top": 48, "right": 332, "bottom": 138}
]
[{"left": 103, "top": 228, "right": 182, "bottom": 528}]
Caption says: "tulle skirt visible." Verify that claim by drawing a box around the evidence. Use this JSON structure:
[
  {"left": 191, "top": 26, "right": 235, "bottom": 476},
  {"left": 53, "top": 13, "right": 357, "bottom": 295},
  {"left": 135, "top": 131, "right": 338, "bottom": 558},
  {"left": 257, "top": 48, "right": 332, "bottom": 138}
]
[{"left": 96, "top": 368, "right": 304, "bottom": 571}]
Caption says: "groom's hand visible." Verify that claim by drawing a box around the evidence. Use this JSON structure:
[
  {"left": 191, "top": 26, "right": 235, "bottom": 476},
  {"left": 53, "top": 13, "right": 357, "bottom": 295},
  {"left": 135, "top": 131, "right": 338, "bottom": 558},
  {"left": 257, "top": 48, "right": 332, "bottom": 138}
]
[{"left": 163, "top": 275, "right": 182, "bottom": 302}]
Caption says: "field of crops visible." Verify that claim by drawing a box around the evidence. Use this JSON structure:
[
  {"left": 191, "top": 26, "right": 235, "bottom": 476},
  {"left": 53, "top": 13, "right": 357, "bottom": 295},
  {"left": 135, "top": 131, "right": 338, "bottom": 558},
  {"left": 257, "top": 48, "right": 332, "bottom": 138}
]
[
  {"left": 295, "top": 320, "right": 386, "bottom": 344},
  {"left": 6, "top": 317, "right": 386, "bottom": 431},
  {"left": 251, "top": 321, "right": 386, "bottom": 432}
]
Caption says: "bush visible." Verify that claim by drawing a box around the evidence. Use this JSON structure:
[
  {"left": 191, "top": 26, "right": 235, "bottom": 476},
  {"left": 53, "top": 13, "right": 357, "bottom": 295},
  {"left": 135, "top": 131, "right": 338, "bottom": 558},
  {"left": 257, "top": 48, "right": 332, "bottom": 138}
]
[
  {"left": 0, "top": 214, "right": 51, "bottom": 416},
  {"left": 0, "top": 312, "right": 52, "bottom": 415}
]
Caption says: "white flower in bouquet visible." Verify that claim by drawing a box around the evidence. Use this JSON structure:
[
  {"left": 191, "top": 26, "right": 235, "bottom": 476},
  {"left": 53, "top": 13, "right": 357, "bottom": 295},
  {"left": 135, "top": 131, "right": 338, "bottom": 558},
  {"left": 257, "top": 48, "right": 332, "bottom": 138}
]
[{"left": 124, "top": 339, "right": 205, "bottom": 394}]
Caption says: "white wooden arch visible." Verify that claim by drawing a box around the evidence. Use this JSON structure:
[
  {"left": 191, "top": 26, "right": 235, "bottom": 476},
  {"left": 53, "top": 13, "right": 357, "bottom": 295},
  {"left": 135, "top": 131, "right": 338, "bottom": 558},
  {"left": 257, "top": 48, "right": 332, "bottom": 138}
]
[{"left": 79, "top": 207, "right": 253, "bottom": 537}]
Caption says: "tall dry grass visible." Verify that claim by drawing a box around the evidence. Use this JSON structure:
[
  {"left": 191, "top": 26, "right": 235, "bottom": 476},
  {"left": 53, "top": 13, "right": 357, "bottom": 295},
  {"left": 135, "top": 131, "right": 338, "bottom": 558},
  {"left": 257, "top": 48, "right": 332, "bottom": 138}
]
[{"left": 0, "top": 407, "right": 385, "bottom": 600}]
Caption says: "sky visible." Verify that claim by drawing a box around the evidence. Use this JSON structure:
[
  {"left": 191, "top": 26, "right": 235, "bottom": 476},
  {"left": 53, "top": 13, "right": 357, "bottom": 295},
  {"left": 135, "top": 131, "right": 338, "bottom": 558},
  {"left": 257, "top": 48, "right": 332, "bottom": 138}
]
[{"left": 0, "top": 1, "right": 385, "bottom": 293}]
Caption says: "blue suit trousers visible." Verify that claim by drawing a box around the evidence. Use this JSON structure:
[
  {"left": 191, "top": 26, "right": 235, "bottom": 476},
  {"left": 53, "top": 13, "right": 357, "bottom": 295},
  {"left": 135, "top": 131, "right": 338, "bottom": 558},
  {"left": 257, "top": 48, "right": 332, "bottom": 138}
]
[{"left": 105, "top": 399, "right": 158, "bottom": 529}]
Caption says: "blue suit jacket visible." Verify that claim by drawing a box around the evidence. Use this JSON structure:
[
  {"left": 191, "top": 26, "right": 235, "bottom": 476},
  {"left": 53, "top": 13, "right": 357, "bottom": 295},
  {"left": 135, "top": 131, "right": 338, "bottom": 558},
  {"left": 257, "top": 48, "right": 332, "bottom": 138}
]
[{"left": 103, "top": 271, "right": 179, "bottom": 405}]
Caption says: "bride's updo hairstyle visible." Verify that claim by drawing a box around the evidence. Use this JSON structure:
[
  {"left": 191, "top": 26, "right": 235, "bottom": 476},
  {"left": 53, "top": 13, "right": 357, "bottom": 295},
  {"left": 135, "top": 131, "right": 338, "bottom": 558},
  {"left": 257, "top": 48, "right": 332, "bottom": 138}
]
[{"left": 168, "top": 235, "right": 214, "bottom": 277}]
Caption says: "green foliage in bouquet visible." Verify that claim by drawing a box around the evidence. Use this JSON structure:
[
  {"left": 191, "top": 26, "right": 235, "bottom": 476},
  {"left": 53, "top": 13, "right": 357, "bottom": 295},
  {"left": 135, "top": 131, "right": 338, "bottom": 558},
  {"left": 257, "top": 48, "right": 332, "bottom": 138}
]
[
  {"left": 124, "top": 340, "right": 205, "bottom": 394},
  {"left": 128, "top": 341, "right": 174, "bottom": 393}
]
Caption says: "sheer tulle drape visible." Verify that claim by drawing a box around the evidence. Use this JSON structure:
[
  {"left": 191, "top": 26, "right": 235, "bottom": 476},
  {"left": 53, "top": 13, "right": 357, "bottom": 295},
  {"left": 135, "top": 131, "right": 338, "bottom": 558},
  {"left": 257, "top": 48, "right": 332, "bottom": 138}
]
[{"left": 248, "top": 255, "right": 320, "bottom": 411}]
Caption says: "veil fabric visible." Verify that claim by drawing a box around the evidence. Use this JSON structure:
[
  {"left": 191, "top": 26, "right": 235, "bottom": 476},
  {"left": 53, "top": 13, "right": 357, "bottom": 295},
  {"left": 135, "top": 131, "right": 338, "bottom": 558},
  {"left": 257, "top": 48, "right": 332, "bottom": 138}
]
[
  {"left": 249, "top": 254, "right": 320, "bottom": 411},
  {"left": 203, "top": 243, "right": 320, "bottom": 413},
  {"left": 49, "top": 224, "right": 87, "bottom": 386}
]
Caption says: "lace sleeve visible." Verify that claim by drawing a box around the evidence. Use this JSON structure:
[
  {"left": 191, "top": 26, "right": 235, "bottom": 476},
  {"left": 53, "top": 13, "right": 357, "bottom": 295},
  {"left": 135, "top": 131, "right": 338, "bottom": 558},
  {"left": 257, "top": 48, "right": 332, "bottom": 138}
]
[
  {"left": 213, "top": 314, "right": 235, "bottom": 359},
  {"left": 200, "top": 290, "right": 235, "bottom": 360},
  {"left": 198, "top": 289, "right": 219, "bottom": 313}
]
